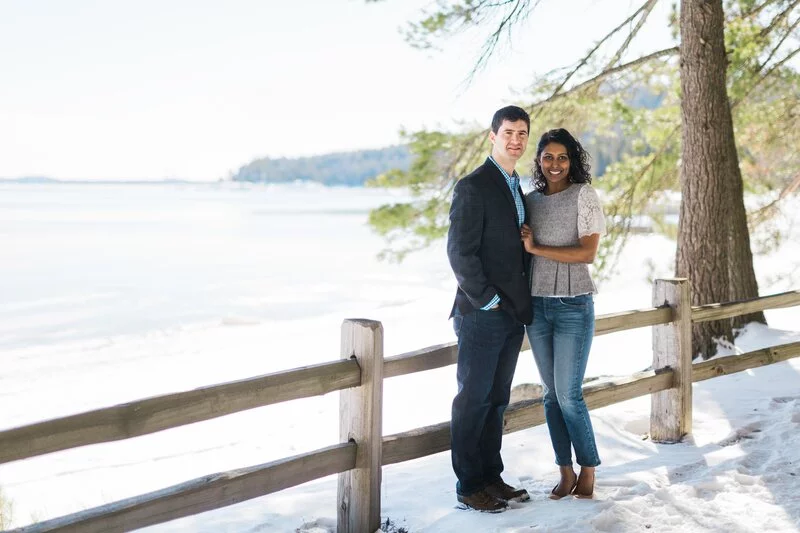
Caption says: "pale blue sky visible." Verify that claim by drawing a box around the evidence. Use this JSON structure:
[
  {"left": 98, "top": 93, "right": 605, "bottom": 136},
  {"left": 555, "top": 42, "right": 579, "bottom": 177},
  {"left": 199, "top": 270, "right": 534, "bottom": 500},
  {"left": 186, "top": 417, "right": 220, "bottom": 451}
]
[{"left": 0, "top": 0, "right": 672, "bottom": 180}]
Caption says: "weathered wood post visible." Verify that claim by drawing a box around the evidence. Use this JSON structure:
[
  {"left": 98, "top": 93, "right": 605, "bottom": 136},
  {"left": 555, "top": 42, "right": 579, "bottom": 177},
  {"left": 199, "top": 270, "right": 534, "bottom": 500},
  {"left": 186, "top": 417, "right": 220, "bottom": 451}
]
[
  {"left": 338, "top": 319, "right": 383, "bottom": 533},
  {"left": 650, "top": 278, "right": 693, "bottom": 442}
]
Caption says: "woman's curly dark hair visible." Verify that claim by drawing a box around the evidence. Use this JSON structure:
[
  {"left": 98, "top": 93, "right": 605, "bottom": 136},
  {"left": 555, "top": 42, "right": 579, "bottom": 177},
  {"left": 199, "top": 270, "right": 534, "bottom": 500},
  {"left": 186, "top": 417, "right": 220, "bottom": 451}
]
[{"left": 531, "top": 128, "right": 592, "bottom": 192}]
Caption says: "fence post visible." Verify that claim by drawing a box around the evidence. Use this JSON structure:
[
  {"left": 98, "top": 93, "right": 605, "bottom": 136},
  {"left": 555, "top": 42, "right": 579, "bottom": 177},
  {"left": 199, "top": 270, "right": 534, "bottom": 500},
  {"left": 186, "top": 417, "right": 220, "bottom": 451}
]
[
  {"left": 338, "top": 319, "right": 384, "bottom": 533},
  {"left": 650, "top": 278, "right": 693, "bottom": 443}
]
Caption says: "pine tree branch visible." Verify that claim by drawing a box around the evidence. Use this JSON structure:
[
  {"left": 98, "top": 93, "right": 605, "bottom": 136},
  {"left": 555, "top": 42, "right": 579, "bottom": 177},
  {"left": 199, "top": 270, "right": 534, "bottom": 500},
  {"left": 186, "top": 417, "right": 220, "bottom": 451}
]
[
  {"left": 749, "top": 171, "right": 800, "bottom": 225},
  {"left": 759, "top": 13, "right": 800, "bottom": 69},
  {"left": 741, "top": 0, "right": 784, "bottom": 19},
  {"left": 758, "top": 0, "right": 800, "bottom": 37},
  {"left": 467, "top": 0, "right": 538, "bottom": 80},
  {"left": 532, "top": 0, "right": 665, "bottom": 120},
  {"left": 545, "top": 1, "right": 657, "bottom": 96},
  {"left": 732, "top": 45, "right": 800, "bottom": 108},
  {"left": 604, "top": 0, "right": 660, "bottom": 70},
  {"left": 599, "top": 122, "right": 680, "bottom": 275},
  {"left": 526, "top": 46, "right": 679, "bottom": 113}
]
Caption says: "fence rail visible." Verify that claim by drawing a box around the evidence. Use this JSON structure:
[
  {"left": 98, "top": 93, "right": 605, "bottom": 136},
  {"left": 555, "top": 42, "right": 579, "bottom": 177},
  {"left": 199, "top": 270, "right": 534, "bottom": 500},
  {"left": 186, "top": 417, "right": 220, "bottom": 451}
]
[
  {"left": 0, "top": 359, "right": 362, "bottom": 465},
  {"left": 691, "top": 289, "right": 800, "bottom": 323},
  {"left": 10, "top": 443, "right": 357, "bottom": 533},
  {"left": 692, "top": 341, "right": 800, "bottom": 381},
  {"left": 3, "top": 282, "right": 800, "bottom": 533}
]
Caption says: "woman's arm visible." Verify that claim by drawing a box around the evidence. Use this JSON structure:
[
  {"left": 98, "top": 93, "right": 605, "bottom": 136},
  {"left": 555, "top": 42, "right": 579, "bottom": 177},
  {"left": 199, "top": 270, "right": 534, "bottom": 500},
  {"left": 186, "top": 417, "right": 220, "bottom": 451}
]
[{"left": 520, "top": 224, "right": 600, "bottom": 263}]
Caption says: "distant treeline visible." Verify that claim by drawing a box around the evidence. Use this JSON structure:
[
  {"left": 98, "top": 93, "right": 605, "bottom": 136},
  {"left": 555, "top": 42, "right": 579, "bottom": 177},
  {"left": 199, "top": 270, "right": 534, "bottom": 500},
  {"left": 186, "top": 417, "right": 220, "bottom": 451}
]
[
  {"left": 231, "top": 91, "right": 661, "bottom": 186},
  {"left": 230, "top": 140, "right": 623, "bottom": 186},
  {"left": 231, "top": 145, "right": 413, "bottom": 186}
]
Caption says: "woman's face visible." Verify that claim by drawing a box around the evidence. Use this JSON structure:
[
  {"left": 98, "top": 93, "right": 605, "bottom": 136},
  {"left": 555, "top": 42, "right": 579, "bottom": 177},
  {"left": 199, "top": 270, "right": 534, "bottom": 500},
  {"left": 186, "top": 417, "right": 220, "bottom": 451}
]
[{"left": 539, "top": 142, "right": 570, "bottom": 187}]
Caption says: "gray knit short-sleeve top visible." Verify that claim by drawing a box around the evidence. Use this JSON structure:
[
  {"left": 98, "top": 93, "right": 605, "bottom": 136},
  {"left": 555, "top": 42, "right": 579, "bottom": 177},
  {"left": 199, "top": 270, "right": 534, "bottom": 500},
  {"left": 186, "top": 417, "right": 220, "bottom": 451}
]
[{"left": 526, "top": 183, "right": 606, "bottom": 297}]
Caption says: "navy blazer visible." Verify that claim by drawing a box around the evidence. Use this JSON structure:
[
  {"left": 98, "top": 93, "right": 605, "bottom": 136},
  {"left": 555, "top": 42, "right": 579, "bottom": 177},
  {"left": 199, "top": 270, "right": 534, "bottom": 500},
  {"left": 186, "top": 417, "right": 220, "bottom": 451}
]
[{"left": 447, "top": 157, "right": 533, "bottom": 325}]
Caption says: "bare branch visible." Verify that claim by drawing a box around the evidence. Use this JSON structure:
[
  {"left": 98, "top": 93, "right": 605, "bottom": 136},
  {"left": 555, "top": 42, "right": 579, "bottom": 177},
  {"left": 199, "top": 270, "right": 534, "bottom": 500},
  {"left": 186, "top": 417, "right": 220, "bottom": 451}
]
[
  {"left": 759, "top": 0, "right": 800, "bottom": 37},
  {"left": 604, "top": 0, "right": 660, "bottom": 69},
  {"left": 532, "top": 0, "right": 666, "bottom": 120},
  {"left": 749, "top": 171, "right": 800, "bottom": 225},
  {"left": 741, "top": 0, "right": 784, "bottom": 19},
  {"left": 759, "top": 13, "right": 800, "bottom": 68},
  {"left": 467, "top": 0, "right": 536, "bottom": 80},
  {"left": 526, "top": 46, "right": 679, "bottom": 113}
]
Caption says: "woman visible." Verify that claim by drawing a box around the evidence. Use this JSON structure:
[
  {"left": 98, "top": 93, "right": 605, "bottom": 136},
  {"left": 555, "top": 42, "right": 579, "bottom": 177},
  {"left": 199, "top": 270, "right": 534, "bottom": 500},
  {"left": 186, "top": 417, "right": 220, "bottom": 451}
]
[{"left": 520, "top": 128, "right": 605, "bottom": 499}]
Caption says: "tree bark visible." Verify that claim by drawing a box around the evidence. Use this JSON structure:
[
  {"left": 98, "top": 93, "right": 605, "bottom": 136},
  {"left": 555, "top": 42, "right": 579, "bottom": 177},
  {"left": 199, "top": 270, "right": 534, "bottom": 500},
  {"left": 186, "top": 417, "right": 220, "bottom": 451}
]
[
  {"left": 676, "top": 0, "right": 734, "bottom": 358},
  {"left": 717, "top": 2, "right": 767, "bottom": 332},
  {"left": 727, "top": 192, "right": 766, "bottom": 330},
  {"left": 728, "top": 196, "right": 767, "bottom": 330}
]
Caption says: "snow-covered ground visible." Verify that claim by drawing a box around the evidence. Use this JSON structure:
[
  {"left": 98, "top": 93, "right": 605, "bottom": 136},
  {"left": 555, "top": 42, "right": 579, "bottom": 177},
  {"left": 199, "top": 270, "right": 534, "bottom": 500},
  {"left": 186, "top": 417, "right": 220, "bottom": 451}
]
[
  {"left": 130, "top": 315, "right": 800, "bottom": 533},
  {"left": 1, "top": 184, "right": 799, "bottom": 532}
]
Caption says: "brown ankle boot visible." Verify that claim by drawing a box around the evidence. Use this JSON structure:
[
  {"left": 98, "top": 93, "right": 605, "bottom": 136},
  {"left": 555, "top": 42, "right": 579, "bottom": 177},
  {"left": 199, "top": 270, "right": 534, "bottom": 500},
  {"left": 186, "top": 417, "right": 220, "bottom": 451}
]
[
  {"left": 457, "top": 489, "right": 508, "bottom": 512},
  {"left": 573, "top": 467, "right": 595, "bottom": 499},
  {"left": 485, "top": 479, "right": 530, "bottom": 502},
  {"left": 549, "top": 466, "right": 577, "bottom": 500}
]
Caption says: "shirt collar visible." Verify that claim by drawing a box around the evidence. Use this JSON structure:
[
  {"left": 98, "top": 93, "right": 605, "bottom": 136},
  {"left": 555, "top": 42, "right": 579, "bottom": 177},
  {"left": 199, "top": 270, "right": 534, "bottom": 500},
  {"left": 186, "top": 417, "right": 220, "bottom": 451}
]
[{"left": 489, "top": 155, "right": 519, "bottom": 181}]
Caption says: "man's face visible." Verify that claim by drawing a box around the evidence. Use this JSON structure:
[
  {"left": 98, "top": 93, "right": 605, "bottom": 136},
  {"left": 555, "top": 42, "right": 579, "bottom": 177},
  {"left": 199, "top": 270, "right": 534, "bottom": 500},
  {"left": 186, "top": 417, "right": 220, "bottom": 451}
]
[{"left": 490, "top": 119, "right": 529, "bottom": 163}]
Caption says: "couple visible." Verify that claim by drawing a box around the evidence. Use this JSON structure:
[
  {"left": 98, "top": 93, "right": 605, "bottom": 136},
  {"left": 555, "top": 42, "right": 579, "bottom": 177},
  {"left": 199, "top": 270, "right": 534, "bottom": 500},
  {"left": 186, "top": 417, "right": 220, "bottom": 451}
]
[{"left": 447, "top": 105, "right": 606, "bottom": 512}]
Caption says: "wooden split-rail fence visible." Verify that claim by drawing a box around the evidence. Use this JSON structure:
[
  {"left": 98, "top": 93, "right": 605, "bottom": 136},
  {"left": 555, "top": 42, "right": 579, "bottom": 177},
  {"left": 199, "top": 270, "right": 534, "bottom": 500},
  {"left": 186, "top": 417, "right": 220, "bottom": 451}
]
[{"left": 2, "top": 279, "right": 800, "bottom": 533}]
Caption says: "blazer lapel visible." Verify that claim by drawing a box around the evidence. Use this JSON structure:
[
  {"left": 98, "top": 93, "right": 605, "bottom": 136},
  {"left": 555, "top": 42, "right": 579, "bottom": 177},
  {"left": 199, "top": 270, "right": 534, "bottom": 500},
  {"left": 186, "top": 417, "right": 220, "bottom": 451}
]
[{"left": 485, "top": 158, "right": 519, "bottom": 224}]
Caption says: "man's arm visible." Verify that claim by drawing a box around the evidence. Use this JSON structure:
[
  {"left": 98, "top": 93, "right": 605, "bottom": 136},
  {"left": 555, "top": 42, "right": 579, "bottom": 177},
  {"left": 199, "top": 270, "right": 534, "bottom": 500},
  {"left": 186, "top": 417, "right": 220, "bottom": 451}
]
[{"left": 447, "top": 179, "right": 498, "bottom": 309}]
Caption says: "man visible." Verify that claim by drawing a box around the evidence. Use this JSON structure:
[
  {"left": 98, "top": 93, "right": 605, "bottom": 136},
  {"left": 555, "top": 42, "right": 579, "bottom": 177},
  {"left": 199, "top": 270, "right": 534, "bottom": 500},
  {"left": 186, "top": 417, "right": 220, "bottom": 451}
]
[{"left": 447, "top": 105, "right": 534, "bottom": 512}]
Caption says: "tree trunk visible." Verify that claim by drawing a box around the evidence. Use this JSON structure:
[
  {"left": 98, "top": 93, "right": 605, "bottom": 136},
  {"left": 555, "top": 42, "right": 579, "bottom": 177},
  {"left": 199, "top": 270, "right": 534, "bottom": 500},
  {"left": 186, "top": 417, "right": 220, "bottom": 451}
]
[
  {"left": 727, "top": 193, "right": 766, "bottom": 330},
  {"left": 676, "top": 0, "right": 734, "bottom": 358},
  {"left": 715, "top": 0, "right": 766, "bottom": 331}
]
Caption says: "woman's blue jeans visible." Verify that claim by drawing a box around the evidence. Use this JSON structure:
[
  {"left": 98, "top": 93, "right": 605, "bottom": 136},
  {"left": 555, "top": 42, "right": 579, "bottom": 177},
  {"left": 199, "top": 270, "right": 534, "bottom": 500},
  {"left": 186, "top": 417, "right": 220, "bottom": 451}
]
[{"left": 526, "top": 295, "right": 601, "bottom": 467}]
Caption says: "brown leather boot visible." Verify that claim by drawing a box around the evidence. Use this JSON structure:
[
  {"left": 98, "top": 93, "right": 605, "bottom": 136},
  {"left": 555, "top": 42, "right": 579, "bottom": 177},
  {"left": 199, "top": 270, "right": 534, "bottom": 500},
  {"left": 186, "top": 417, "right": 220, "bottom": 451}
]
[
  {"left": 485, "top": 479, "right": 530, "bottom": 502},
  {"left": 573, "top": 467, "right": 595, "bottom": 499},
  {"left": 457, "top": 489, "right": 508, "bottom": 512},
  {"left": 549, "top": 465, "right": 577, "bottom": 500}
]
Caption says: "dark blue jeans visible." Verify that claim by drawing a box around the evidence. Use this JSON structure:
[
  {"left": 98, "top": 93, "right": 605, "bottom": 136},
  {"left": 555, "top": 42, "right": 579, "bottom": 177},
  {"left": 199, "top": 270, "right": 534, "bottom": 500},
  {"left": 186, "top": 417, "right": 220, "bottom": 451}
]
[
  {"left": 451, "top": 307, "right": 524, "bottom": 496},
  {"left": 526, "top": 295, "right": 601, "bottom": 467}
]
